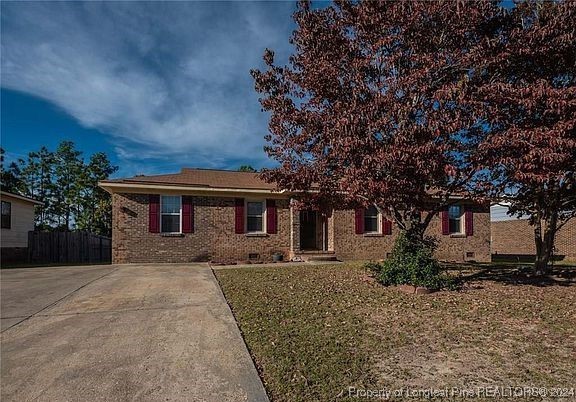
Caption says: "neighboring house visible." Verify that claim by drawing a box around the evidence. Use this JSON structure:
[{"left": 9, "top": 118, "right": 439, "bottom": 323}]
[
  {"left": 0, "top": 191, "right": 42, "bottom": 263},
  {"left": 99, "top": 168, "right": 491, "bottom": 264},
  {"left": 491, "top": 203, "right": 576, "bottom": 262}
]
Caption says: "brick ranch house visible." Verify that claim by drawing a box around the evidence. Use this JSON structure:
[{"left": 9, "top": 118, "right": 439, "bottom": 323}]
[
  {"left": 99, "top": 168, "right": 491, "bottom": 264},
  {"left": 491, "top": 203, "right": 575, "bottom": 263}
]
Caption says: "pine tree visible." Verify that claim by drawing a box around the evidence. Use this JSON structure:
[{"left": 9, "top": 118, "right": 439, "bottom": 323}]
[
  {"left": 76, "top": 152, "right": 118, "bottom": 236},
  {"left": 0, "top": 148, "right": 24, "bottom": 193},
  {"left": 52, "top": 141, "right": 83, "bottom": 230}
]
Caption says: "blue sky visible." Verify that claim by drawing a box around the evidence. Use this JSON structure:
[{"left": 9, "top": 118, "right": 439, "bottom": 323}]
[{"left": 1, "top": 1, "right": 297, "bottom": 177}]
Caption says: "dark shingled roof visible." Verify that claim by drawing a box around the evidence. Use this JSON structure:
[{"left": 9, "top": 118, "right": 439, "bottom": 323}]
[{"left": 102, "top": 168, "right": 277, "bottom": 190}]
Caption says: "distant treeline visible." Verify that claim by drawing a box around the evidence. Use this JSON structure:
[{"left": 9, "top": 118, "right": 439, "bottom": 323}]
[{"left": 1, "top": 141, "right": 118, "bottom": 236}]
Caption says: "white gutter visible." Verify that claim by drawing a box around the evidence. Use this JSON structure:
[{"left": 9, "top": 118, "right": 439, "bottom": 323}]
[{"left": 0, "top": 191, "right": 43, "bottom": 205}]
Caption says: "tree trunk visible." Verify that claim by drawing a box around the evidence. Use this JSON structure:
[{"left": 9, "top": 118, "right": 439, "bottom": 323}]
[
  {"left": 405, "top": 223, "right": 425, "bottom": 245},
  {"left": 533, "top": 212, "right": 558, "bottom": 276},
  {"left": 390, "top": 208, "right": 436, "bottom": 253},
  {"left": 533, "top": 221, "right": 550, "bottom": 275},
  {"left": 534, "top": 253, "right": 551, "bottom": 276},
  {"left": 65, "top": 208, "right": 70, "bottom": 231},
  {"left": 403, "top": 211, "right": 430, "bottom": 248}
]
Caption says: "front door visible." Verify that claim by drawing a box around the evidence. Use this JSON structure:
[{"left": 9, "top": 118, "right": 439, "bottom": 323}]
[{"left": 300, "top": 210, "right": 317, "bottom": 250}]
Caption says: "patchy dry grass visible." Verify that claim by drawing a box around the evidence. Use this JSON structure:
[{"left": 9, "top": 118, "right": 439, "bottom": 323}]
[{"left": 215, "top": 264, "right": 576, "bottom": 402}]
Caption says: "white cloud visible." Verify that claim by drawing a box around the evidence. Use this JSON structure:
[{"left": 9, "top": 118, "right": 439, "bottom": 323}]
[{"left": 1, "top": 1, "right": 295, "bottom": 172}]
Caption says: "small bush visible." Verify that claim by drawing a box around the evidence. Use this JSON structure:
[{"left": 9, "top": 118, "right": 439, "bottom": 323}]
[{"left": 366, "top": 232, "right": 458, "bottom": 290}]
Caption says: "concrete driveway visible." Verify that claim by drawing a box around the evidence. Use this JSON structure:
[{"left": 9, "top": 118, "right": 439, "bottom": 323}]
[{"left": 1, "top": 264, "right": 268, "bottom": 402}]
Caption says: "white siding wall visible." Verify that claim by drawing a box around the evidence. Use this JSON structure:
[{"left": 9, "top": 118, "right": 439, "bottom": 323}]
[{"left": 1, "top": 195, "right": 36, "bottom": 248}]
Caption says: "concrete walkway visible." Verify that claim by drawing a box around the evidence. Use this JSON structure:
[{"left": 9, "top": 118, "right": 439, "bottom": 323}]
[{"left": 1, "top": 264, "right": 268, "bottom": 402}]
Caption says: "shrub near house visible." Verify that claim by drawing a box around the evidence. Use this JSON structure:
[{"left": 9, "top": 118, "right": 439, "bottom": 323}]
[
  {"left": 99, "top": 168, "right": 490, "bottom": 264},
  {"left": 367, "top": 232, "right": 458, "bottom": 291}
]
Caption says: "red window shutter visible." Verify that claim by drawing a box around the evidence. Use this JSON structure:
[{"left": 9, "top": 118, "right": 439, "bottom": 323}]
[
  {"left": 465, "top": 208, "right": 474, "bottom": 236},
  {"left": 382, "top": 218, "right": 392, "bottom": 235},
  {"left": 441, "top": 208, "right": 449, "bottom": 235},
  {"left": 149, "top": 195, "right": 160, "bottom": 233},
  {"left": 354, "top": 208, "right": 364, "bottom": 234},
  {"left": 235, "top": 198, "right": 245, "bottom": 234},
  {"left": 182, "top": 196, "right": 194, "bottom": 233},
  {"left": 266, "top": 199, "right": 277, "bottom": 234}
]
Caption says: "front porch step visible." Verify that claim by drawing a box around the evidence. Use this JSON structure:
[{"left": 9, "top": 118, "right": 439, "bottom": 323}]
[
  {"left": 306, "top": 255, "right": 339, "bottom": 262},
  {"left": 294, "top": 251, "right": 338, "bottom": 262}
]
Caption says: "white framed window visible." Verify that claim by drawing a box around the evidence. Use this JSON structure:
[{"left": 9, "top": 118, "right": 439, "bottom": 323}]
[
  {"left": 161, "top": 195, "right": 182, "bottom": 233},
  {"left": 448, "top": 205, "right": 463, "bottom": 234},
  {"left": 364, "top": 205, "right": 380, "bottom": 234},
  {"left": 246, "top": 200, "right": 266, "bottom": 233}
]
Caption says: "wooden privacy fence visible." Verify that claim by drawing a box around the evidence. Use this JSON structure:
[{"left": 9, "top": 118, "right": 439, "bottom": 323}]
[{"left": 28, "top": 231, "right": 111, "bottom": 265}]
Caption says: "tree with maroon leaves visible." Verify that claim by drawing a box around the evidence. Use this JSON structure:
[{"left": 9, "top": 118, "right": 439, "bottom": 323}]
[
  {"left": 252, "top": 1, "right": 504, "bottom": 246},
  {"left": 472, "top": 1, "right": 576, "bottom": 274}
]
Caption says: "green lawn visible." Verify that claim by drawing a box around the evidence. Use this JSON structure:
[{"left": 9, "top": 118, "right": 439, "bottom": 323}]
[{"left": 215, "top": 263, "right": 576, "bottom": 402}]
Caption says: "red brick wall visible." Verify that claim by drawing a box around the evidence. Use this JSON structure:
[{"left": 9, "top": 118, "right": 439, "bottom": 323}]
[
  {"left": 333, "top": 207, "right": 491, "bottom": 262},
  {"left": 113, "top": 192, "right": 492, "bottom": 264},
  {"left": 112, "top": 193, "right": 291, "bottom": 264},
  {"left": 491, "top": 219, "right": 576, "bottom": 262}
]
